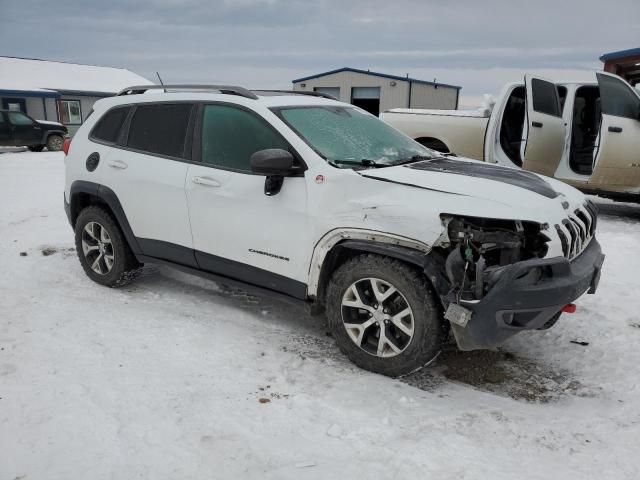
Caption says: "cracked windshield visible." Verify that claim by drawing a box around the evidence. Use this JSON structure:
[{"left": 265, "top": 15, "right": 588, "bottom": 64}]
[{"left": 278, "top": 106, "right": 434, "bottom": 167}]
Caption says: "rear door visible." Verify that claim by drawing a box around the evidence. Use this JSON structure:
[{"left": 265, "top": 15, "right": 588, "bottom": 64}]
[
  {"left": 588, "top": 72, "right": 640, "bottom": 190},
  {"left": 7, "top": 111, "right": 41, "bottom": 146},
  {"left": 101, "top": 102, "right": 196, "bottom": 265},
  {"left": 522, "top": 75, "right": 566, "bottom": 177}
]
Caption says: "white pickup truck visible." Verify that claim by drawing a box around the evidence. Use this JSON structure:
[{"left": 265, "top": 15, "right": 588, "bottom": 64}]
[{"left": 381, "top": 72, "right": 640, "bottom": 202}]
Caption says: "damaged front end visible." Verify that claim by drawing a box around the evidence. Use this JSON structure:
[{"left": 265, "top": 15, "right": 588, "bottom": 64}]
[
  {"left": 442, "top": 216, "right": 551, "bottom": 303},
  {"left": 426, "top": 215, "right": 604, "bottom": 350}
]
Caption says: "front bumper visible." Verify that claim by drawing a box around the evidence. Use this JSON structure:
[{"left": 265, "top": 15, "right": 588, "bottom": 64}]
[{"left": 450, "top": 238, "right": 605, "bottom": 350}]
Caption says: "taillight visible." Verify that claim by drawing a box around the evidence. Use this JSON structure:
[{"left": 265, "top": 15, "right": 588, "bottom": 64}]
[{"left": 63, "top": 137, "right": 72, "bottom": 155}]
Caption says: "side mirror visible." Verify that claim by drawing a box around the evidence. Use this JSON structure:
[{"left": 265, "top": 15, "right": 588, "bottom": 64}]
[
  {"left": 250, "top": 149, "right": 295, "bottom": 175},
  {"left": 250, "top": 149, "right": 296, "bottom": 196}
]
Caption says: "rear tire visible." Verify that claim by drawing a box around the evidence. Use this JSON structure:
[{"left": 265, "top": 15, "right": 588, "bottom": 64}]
[
  {"left": 46, "top": 134, "right": 64, "bottom": 152},
  {"left": 28, "top": 145, "right": 45, "bottom": 152},
  {"left": 326, "top": 254, "right": 446, "bottom": 377},
  {"left": 74, "top": 206, "right": 141, "bottom": 287}
]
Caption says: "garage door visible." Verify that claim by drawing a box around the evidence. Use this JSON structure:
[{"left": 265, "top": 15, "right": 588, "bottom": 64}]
[
  {"left": 351, "top": 87, "right": 381, "bottom": 116},
  {"left": 351, "top": 87, "right": 381, "bottom": 99}
]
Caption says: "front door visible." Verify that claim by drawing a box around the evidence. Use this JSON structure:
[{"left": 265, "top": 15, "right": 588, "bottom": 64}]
[
  {"left": 588, "top": 72, "right": 640, "bottom": 190},
  {"left": 185, "top": 103, "right": 309, "bottom": 298},
  {"left": 6, "top": 111, "right": 41, "bottom": 146},
  {"left": 521, "top": 75, "right": 566, "bottom": 177}
]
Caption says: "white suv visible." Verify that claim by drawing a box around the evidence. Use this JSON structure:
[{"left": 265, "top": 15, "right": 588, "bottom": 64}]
[{"left": 64, "top": 85, "right": 605, "bottom": 376}]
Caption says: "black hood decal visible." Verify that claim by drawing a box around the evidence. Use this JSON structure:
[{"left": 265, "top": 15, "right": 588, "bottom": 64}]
[
  {"left": 361, "top": 173, "right": 470, "bottom": 196},
  {"left": 405, "top": 158, "right": 559, "bottom": 199}
]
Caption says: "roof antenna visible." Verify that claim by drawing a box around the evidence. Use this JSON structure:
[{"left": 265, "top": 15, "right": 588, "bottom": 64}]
[{"left": 156, "top": 72, "right": 166, "bottom": 92}]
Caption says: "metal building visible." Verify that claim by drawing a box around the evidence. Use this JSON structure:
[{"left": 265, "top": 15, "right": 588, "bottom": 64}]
[
  {"left": 600, "top": 48, "right": 640, "bottom": 86},
  {"left": 292, "top": 67, "right": 461, "bottom": 116}
]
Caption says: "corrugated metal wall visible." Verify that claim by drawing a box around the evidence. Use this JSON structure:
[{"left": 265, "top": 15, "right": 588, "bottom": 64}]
[
  {"left": 0, "top": 96, "right": 55, "bottom": 121},
  {"left": 44, "top": 98, "right": 58, "bottom": 121},
  {"left": 409, "top": 83, "right": 458, "bottom": 109},
  {"left": 293, "top": 71, "right": 458, "bottom": 111}
]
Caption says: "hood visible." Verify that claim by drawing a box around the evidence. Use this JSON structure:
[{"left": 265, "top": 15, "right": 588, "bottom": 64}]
[
  {"left": 36, "top": 119, "right": 65, "bottom": 128},
  {"left": 358, "top": 157, "right": 586, "bottom": 224}
]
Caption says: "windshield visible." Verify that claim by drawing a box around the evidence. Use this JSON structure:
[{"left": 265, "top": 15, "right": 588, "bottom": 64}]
[{"left": 274, "top": 106, "right": 435, "bottom": 167}]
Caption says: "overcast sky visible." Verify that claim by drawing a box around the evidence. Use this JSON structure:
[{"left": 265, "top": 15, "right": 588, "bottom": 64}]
[{"left": 1, "top": 0, "right": 638, "bottom": 105}]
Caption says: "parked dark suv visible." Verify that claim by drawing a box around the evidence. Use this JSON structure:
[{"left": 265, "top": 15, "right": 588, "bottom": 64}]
[{"left": 0, "top": 110, "right": 68, "bottom": 151}]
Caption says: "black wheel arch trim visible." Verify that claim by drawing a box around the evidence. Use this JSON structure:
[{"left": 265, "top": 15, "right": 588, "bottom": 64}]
[
  {"left": 338, "top": 240, "right": 427, "bottom": 267},
  {"left": 68, "top": 180, "right": 142, "bottom": 255},
  {"left": 318, "top": 239, "right": 449, "bottom": 309}
]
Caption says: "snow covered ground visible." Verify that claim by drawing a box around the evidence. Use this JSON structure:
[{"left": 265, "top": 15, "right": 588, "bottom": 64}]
[{"left": 1, "top": 151, "right": 640, "bottom": 479}]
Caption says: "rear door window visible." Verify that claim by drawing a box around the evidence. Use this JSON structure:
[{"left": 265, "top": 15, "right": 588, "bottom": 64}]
[
  {"left": 127, "top": 103, "right": 193, "bottom": 158},
  {"left": 531, "top": 78, "right": 561, "bottom": 117},
  {"left": 91, "top": 107, "right": 130, "bottom": 144}
]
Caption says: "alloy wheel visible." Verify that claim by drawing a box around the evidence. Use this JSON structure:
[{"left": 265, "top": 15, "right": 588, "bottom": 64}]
[
  {"left": 341, "top": 277, "right": 415, "bottom": 357},
  {"left": 81, "top": 221, "right": 115, "bottom": 275}
]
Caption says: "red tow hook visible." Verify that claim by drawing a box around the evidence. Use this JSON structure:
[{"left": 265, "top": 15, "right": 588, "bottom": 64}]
[{"left": 561, "top": 303, "right": 577, "bottom": 313}]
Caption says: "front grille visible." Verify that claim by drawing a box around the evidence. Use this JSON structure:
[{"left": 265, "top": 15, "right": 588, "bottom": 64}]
[{"left": 555, "top": 201, "right": 597, "bottom": 259}]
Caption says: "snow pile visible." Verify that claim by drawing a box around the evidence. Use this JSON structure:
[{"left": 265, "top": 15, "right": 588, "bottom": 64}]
[
  {"left": 0, "top": 56, "right": 152, "bottom": 94},
  {"left": 1, "top": 152, "right": 640, "bottom": 479}
]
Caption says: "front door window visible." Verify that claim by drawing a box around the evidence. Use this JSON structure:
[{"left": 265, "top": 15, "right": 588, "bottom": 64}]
[{"left": 200, "top": 104, "right": 290, "bottom": 171}]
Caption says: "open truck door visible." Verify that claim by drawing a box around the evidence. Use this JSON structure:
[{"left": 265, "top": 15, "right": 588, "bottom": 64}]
[
  {"left": 521, "top": 75, "right": 566, "bottom": 177},
  {"left": 588, "top": 72, "right": 640, "bottom": 191}
]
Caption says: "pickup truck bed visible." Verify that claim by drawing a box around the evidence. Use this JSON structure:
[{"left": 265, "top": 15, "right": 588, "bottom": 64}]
[{"left": 381, "top": 108, "right": 490, "bottom": 159}]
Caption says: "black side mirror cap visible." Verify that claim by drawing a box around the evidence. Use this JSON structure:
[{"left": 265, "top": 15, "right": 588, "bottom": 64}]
[{"left": 250, "top": 149, "right": 295, "bottom": 176}]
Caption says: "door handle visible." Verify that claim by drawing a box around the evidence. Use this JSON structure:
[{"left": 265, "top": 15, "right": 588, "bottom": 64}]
[
  {"left": 531, "top": 121, "right": 543, "bottom": 128},
  {"left": 192, "top": 176, "right": 221, "bottom": 187},
  {"left": 608, "top": 126, "right": 623, "bottom": 133},
  {"left": 107, "top": 160, "right": 128, "bottom": 169}
]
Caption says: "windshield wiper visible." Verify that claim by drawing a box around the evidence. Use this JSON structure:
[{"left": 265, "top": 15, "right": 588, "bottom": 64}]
[
  {"left": 389, "top": 154, "right": 434, "bottom": 166},
  {"left": 330, "top": 159, "right": 384, "bottom": 168}
]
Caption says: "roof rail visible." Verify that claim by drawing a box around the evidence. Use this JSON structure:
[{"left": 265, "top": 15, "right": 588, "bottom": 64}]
[
  {"left": 116, "top": 84, "right": 259, "bottom": 100},
  {"left": 253, "top": 89, "right": 338, "bottom": 100}
]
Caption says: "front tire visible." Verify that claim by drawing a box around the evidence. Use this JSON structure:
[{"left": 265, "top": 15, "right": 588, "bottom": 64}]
[
  {"left": 326, "top": 254, "right": 446, "bottom": 377},
  {"left": 74, "top": 206, "right": 141, "bottom": 287},
  {"left": 46, "top": 134, "right": 64, "bottom": 152}
]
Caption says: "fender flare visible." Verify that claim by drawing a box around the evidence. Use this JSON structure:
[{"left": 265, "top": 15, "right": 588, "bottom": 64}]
[
  {"left": 69, "top": 180, "right": 142, "bottom": 255},
  {"left": 307, "top": 228, "right": 432, "bottom": 299}
]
